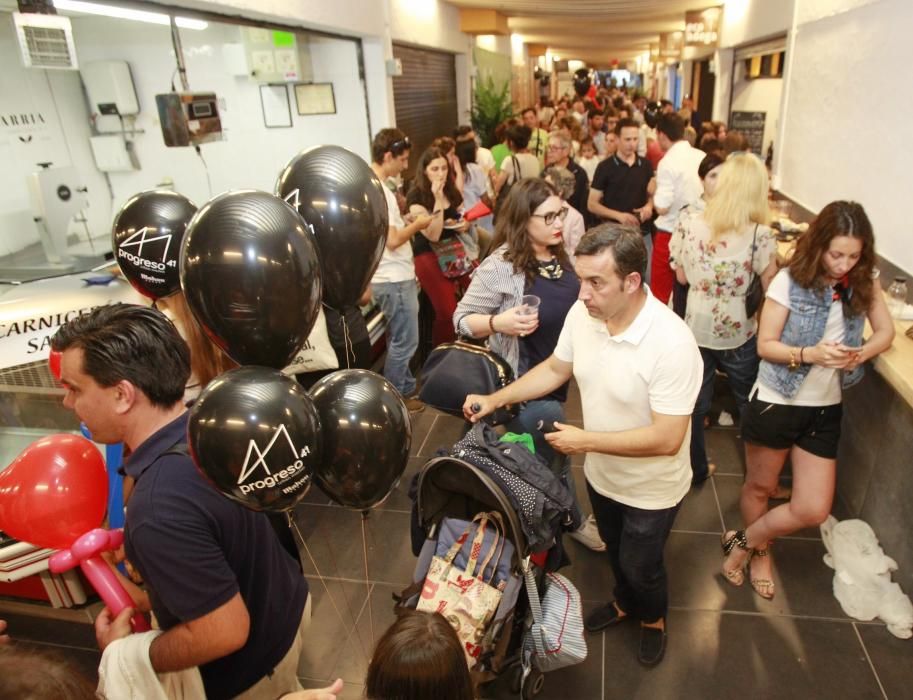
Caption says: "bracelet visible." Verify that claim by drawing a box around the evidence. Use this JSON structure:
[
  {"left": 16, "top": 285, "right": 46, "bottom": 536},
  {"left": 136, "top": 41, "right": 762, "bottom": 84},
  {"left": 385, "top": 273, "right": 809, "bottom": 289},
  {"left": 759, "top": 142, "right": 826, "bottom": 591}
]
[
  {"left": 799, "top": 346, "right": 805, "bottom": 365},
  {"left": 787, "top": 347, "right": 800, "bottom": 371},
  {"left": 488, "top": 314, "right": 497, "bottom": 333}
]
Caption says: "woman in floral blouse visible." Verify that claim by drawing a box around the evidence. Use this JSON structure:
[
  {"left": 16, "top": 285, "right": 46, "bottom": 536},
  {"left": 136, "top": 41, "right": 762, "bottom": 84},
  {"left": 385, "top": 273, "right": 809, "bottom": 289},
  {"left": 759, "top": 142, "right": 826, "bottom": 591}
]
[{"left": 669, "top": 153, "right": 777, "bottom": 483}]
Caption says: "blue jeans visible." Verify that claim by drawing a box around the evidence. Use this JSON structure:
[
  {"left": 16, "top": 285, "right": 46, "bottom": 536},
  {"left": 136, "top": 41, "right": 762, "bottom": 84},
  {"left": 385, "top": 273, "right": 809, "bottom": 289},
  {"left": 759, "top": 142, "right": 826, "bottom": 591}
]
[
  {"left": 587, "top": 483, "right": 681, "bottom": 623},
  {"left": 505, "top": 399, "right": 584, "bottom": 527},
  {"left": 691, "top": 335, "right": 759, "bottom": 482},
  {"left": 373, "top": 279, "right": 420, "bottom": 396}
]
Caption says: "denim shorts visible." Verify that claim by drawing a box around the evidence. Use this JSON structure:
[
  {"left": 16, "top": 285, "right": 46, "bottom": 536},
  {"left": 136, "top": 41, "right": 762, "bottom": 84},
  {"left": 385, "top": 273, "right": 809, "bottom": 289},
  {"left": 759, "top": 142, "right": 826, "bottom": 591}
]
[{"left": 741, "top": 394, "right": 843, "bottom": 459}]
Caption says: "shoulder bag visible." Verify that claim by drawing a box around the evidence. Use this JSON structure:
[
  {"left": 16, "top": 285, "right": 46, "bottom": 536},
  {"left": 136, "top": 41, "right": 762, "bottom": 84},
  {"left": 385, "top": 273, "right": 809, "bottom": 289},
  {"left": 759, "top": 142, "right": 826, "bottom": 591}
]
[
  {"left": 418, "top": 340, "right": 519, "bottom": 425},
  {"left": 745, "top": 223, "right": 764, "bottom": 318},
  {"left": 522, "top": 565, "right": 587, "bottom": 673},
  {"left": 417, "top": 512, "right": 507, "bottom": 668}
]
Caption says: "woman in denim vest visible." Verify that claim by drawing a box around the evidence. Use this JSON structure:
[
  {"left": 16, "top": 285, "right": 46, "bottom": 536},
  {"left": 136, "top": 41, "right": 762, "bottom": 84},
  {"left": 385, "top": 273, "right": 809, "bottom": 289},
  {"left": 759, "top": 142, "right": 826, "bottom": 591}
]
[{"left": 721, "top": 201, "right": 895, "bottom": 600}]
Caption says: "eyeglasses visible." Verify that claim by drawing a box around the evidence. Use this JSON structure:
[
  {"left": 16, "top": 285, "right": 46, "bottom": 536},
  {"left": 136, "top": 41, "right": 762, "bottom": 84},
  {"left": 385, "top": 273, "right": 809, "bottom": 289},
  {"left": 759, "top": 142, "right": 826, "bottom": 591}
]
[
  {"left": 547, "top": 143, "right": 569, "bottom": 151},
  {"left": 531, "top": 206, "right": 569, "bottom": 226},
  {"left": 390, "top": 137, "right": 411, "bottom": 155}
]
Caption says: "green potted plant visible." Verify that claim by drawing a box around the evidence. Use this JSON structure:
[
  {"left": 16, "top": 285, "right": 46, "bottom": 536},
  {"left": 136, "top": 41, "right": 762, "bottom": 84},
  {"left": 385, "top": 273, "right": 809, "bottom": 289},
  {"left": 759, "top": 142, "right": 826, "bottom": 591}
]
[{"left": 470, "top": 76, "right": 514, "bottom": 148}]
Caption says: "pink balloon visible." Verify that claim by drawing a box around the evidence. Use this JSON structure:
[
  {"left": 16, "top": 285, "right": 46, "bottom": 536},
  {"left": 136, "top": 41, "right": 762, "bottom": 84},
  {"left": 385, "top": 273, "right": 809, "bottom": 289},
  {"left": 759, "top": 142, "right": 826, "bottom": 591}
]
[{"left": 50, "top": 528, "right": 149, "bottom": 633}]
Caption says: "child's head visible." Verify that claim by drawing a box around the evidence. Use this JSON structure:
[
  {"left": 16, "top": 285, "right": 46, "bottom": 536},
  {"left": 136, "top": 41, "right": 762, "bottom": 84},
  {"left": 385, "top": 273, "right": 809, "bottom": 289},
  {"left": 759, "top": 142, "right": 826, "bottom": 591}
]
[
  {"left": 580, "top": 137, "right": 596, "bottom": 158},
  {"left": 366, "top": 611, "right": 475, "bottom": 700}
]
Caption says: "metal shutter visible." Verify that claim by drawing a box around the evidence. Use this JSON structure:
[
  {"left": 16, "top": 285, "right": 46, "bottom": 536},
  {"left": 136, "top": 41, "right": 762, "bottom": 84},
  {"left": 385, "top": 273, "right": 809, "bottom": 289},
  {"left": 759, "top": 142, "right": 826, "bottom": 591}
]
[{"left": 392, "top": 43, "right": 458, "bottom": 180}]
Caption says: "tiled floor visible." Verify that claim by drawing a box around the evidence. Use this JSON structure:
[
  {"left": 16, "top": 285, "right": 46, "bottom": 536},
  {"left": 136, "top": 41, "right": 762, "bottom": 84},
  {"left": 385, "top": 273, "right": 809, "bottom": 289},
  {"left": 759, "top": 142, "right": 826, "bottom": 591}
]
[{"left": 2, "top": 381, "right": 910, "bottom": 699}]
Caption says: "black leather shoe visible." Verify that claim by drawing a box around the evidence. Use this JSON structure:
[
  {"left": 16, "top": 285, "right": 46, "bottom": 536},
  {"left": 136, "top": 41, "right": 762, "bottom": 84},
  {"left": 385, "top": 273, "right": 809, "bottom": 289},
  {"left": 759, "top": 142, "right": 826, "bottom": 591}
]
[
  {"left": 584, "top": 601, "right": 629, "bottom": 632},
  {"left": 638, "top": 625, "right": 667, "bottom": 666}
]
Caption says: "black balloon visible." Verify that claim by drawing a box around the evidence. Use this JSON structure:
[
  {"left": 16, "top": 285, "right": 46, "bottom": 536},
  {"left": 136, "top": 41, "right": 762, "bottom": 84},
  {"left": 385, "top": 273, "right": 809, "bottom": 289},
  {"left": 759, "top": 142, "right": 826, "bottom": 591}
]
[
  {"left": 573, "top": 68, "right": 591, "bottom": 97},
  {"left": 309, "top": 369, "right": 411, "bottom": 510},
  {"left": 644, "top": 101, "right": 663, "bottom": 129},
  {"left": 180, "top": 190, "right": 322, "bottom": 369},
  {"left": 112, "top": 190, "right": 197, "bottom": 300},
  {"left": 276, "top": 146, "right": 388, "bottom": 310},
  {"left": 188, "top": 366, "right": 322, "bottom": 512}
]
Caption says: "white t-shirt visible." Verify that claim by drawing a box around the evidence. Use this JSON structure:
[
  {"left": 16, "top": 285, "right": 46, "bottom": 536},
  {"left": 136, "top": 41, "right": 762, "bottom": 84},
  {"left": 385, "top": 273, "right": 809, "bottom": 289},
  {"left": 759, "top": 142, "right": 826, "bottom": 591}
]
[
  {"left": 501, "top": 153, "right": 541, "bottom": 182},
  {"left": 554, "top": 293, "right": 703, "bottom": 509},
  {"left": 756, "top": 269, "right": 844, "bottom": 406},
  {"left": 476, "top": 147, "right": 496, "bottom": 176},
  {"left": 577, "top": 155, "right": 600, "bottom": 184},
  {"left": 654, "top": 140, "right": 705, "bottom": 232},
  {"left": 371, "top": 183, "right": 414, "bottom": 284}
]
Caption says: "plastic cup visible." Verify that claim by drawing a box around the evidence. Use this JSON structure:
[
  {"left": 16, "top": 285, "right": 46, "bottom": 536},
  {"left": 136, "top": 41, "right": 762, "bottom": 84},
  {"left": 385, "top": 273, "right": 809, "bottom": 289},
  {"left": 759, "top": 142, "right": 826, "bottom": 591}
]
[{"left": 520, "top": 294, "right": 541, "bottom": 316}]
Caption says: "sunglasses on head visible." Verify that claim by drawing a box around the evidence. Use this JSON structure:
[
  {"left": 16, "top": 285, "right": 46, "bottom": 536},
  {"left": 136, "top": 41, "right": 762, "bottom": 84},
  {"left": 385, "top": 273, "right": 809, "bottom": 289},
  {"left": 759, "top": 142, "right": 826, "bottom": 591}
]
[{"left": 390, "top": 137, "right": 411, "bottom": 155}]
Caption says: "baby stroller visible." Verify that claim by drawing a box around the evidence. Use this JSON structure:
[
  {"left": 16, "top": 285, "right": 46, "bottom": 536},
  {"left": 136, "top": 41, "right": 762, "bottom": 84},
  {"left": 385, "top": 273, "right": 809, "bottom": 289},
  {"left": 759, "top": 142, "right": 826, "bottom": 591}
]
[{"left": 397, "top": 451, "right": 585, "bottom": 698}]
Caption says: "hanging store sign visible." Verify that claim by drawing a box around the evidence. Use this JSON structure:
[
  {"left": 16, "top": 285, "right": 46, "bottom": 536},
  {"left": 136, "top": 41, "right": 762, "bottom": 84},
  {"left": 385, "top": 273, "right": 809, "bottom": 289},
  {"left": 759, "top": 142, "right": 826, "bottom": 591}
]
[
  {"left": 659, "top": 31, "right": 684, "bottom": 61},
  {"left": 685, "top": 6, "right": 724, "bottom": 48}
]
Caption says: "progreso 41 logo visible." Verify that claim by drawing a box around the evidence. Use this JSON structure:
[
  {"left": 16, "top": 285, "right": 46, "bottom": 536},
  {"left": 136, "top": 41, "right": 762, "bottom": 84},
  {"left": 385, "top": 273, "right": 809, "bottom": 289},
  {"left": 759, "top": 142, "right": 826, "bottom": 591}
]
[
  {"left": 117, "top": 227, "right": 176, "bottom": 272},
  {"left": 237, "top": 424, "right": 312, "bottom": 495}
]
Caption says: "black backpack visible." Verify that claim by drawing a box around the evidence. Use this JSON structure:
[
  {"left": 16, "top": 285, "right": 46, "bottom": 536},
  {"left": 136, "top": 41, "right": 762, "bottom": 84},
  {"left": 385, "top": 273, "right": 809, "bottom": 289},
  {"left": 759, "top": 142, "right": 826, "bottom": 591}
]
[{"left": 447, "top": 422, "right": 577, "bottom": 552}]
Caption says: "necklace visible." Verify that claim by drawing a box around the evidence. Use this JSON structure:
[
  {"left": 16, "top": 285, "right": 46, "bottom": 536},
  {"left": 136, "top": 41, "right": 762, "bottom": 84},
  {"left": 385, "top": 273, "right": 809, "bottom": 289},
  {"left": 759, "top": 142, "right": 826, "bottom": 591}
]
[{"left": 537, "top": 257, "right": 563, "bottom": 280}]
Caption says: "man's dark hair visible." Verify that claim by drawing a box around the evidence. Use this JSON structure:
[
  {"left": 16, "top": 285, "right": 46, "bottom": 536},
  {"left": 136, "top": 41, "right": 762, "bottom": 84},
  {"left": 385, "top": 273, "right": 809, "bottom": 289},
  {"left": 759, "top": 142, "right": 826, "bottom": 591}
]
[
  {"left": 506, "top": 124, "right": 532, "bottom": 150},
  {"left": 371, "top": 127, "right": 408, "bottom": 164},
  {"left": 587, "top": 107, "right": 603, "bottom": 121},
  {"left": 521, "top": 106, "right": 536, "bottom": 118},
  {"left": 656, "top": 113, "right": 685, "bottom": 142},
  {"left": 51, "top": 303, "right": 190, "bottom": 408},
  {"left": 698, "top": 152, "right": 725, "bottom": 179},
  {"left": 453, "top": 124, "right": 474, "bottom": 140},
  {"left": 614, "top": 117, "right": 640, "bottom": 136},
  {"left": 575, "top": 223, "right": 647, "bottom": 286}
]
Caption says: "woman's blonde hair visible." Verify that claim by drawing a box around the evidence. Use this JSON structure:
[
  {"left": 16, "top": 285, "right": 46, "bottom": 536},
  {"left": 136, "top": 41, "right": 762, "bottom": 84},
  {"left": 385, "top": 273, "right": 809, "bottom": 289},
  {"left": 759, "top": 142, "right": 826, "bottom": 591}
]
[{"left": 703, "top": 153, "right": 770, "bottom": 240}]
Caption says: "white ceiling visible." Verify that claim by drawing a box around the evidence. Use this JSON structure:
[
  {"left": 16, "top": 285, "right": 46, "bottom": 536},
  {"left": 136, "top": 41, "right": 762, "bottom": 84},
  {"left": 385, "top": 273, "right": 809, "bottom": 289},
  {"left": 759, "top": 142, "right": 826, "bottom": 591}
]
[
  {"left": 446, "top": 0, "right": 715, "bottom": 66},
  {"left": 1, "top": 0, "right": 711, "bottom": 67}
]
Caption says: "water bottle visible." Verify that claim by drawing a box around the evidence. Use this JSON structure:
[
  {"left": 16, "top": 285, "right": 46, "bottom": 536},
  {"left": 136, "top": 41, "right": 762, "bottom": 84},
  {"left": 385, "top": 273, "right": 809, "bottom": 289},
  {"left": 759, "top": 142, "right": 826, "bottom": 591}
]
[{"left": 886, "top": 277, "right": 908, "bottom": 319}]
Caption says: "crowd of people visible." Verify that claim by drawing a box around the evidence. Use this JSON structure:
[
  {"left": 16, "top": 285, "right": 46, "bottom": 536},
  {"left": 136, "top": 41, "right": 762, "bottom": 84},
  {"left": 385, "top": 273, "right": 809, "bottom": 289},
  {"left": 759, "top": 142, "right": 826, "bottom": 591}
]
[
  {"left": 366, "top": 84, "right": 895, "bottom": 671},
  {"left": 0, "top": 82, "right": 898, "bottom": 699}
]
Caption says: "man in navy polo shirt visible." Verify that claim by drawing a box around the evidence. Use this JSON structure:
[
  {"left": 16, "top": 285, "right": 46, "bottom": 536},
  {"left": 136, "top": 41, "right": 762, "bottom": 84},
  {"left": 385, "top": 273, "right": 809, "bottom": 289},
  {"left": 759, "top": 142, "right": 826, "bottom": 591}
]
[
  {"left": 52, "top": 304, "right": 340, "bottom": 700},
  {"left": 588, "top": 118, "right": 655, "bottom": 280}
]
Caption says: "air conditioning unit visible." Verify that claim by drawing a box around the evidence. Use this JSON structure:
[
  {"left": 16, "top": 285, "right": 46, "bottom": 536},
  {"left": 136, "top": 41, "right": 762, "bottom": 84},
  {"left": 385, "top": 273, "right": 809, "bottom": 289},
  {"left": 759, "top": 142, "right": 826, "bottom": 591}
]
[{"left": 12, "top": 12, "right": 79, "bottom": 70}]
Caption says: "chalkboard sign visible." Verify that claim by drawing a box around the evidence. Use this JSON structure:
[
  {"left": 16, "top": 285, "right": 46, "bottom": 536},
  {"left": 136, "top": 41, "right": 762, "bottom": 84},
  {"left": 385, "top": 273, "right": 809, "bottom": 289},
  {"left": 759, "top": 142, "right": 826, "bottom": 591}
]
[{"left": 730, "top": 110, "right": 766, "bottom": 155}]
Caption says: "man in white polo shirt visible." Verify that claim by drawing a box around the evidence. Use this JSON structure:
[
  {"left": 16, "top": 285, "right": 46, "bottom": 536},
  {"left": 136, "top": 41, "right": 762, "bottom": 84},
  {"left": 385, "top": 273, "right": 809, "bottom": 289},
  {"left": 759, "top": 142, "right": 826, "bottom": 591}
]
[
  {"left": 369, "top": 128, "right": 433, "bottom": 412},
  {"left": 464, "top": 224, "right": 701, "bottom": 666}
]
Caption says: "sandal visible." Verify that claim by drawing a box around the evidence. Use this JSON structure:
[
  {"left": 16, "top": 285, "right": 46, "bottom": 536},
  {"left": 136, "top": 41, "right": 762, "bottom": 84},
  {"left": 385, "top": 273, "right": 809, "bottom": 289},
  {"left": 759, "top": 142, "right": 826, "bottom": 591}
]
[
  {"left": 749, "top": 546, "right": 775, "bottom": 600},
  {"left": 720, "top": 530, "right": 750, "bottom": 587}
]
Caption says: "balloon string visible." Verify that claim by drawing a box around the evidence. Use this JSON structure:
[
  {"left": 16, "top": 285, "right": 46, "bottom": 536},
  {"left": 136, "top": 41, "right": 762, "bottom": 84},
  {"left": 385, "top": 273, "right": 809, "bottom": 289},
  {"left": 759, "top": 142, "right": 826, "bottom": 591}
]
[
  {"left": 287, "top": 512, "right": 370, "bottom": 663},
  {"left": 361, "top": 511, "right": 375, "bottom": 645},
  {"left": 341, "top": 315, "right": 354, "bottom": 369}
]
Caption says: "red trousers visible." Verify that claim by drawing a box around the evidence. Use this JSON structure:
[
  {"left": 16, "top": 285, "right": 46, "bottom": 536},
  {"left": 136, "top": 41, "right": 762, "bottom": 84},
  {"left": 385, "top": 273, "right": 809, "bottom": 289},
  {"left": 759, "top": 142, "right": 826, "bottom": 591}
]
[
  {"left": 651, "top": 230, "right": 674, "bottom": 304},
  {"left": 414, "top": 252, "right": 462, "bottom": 346}
]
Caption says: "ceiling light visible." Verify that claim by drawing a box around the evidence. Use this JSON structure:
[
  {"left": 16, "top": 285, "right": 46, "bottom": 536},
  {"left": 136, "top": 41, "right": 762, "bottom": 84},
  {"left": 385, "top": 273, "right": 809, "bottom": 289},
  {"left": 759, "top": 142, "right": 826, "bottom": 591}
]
[{"left": 53, "top": 0, "right": 208, "bottom": 30}]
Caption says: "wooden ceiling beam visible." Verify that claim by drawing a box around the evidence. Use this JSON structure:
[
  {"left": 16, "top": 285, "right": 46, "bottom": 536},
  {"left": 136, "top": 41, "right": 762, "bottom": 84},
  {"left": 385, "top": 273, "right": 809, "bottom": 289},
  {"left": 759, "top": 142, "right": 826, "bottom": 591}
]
[{"left": 459, "top": 8, "right": 510, "bottom": 35}]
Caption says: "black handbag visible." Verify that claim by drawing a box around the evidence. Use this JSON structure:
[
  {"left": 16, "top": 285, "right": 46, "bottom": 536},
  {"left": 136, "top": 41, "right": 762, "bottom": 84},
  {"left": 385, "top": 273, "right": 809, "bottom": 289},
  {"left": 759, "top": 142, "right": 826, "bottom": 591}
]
[
  {"left": 418, "top": 340, "right": 519, "bottom": 424},
  {"left": 745, "top": 224, "right": 764, "bottom": 318}
]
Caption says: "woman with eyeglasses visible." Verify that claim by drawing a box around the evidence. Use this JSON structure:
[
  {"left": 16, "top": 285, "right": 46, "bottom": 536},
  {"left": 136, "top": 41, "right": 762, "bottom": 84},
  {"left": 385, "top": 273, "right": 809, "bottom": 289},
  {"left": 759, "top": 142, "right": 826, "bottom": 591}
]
[
  {"left": 453, "top": 178, "right": 605, "bottom": 552},
  {"left": 721, "top": 201, "right": 894, "bottom": 600}
]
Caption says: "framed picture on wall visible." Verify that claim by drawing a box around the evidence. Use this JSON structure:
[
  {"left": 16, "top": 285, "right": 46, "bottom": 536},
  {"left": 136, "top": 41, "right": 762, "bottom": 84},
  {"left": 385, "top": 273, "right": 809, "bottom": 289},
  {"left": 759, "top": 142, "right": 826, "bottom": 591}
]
[
  {"left": 260, "top": 84, "right": 292, "bottom": 128},
  {"left": 294, "top": 83, "right": 336, "bottom": 116}
]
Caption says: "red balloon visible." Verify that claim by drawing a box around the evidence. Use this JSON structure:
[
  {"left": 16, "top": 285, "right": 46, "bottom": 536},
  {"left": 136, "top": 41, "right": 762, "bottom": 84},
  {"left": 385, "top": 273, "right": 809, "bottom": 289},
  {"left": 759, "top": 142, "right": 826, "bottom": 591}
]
[
  {"left": 0, "top": 434, "right": 108, "bottom": 549},
  {"left": 48, "top": 349, "right": 62, "bottom": 381}
]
